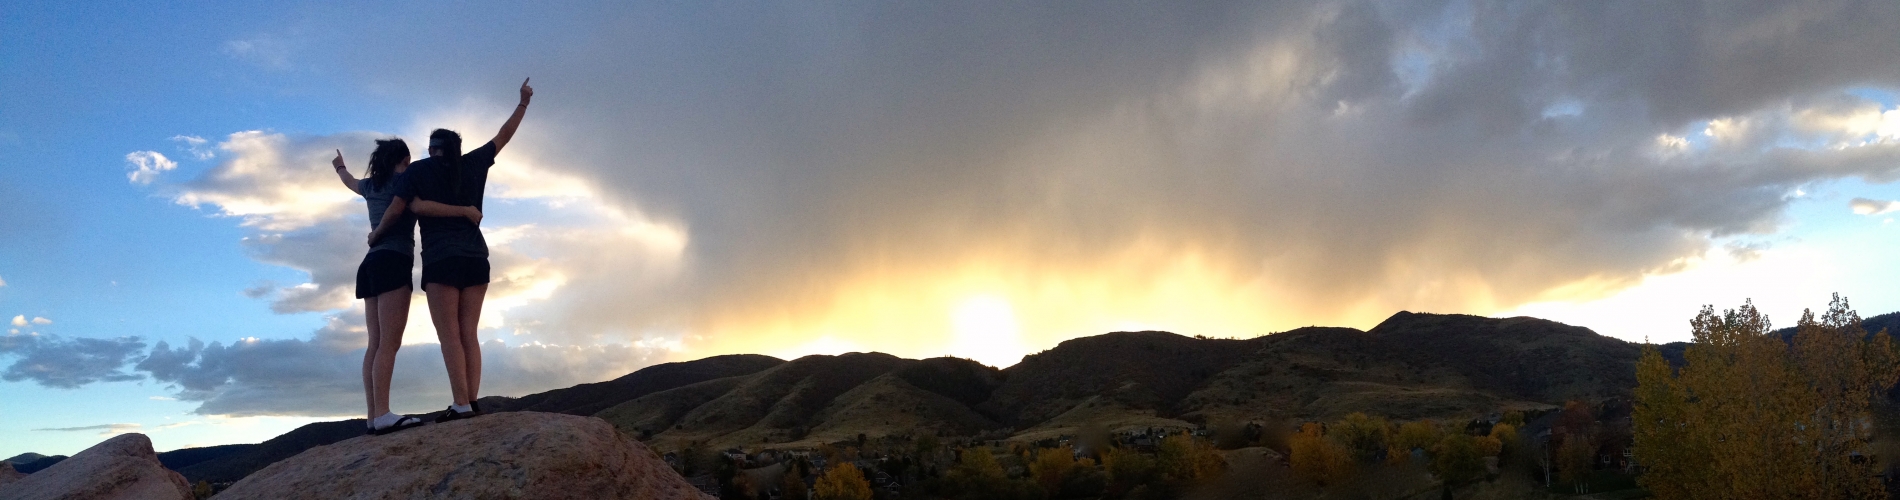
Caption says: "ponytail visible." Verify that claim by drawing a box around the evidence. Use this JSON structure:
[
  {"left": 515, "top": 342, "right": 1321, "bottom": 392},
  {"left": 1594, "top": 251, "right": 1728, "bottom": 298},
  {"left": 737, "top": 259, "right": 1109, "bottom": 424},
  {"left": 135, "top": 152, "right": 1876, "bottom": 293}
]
[{"left": 367, "top": 138, "right": 410, "bottom": 190}]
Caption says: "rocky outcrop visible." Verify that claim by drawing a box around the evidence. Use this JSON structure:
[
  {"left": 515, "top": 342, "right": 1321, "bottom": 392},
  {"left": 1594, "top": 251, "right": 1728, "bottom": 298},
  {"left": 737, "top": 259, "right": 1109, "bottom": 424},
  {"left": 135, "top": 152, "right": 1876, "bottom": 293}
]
[
  {"left": 0, "top": 463, "right": 23, "bottom": 488},
  {"left": 0, "top": 433, "right": 190, "bottom": 500},
  {"left": 215, "top": 411, "right": 711, "bottom": 500}
]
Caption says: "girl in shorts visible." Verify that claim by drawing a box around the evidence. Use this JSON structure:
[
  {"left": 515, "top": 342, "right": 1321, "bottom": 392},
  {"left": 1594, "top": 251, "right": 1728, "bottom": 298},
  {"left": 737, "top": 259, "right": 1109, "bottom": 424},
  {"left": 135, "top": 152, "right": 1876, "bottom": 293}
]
[
  {"left": 332, "top": 139, "right": 426, "bottom": 435},
  {"left": 374, "top": 78, "right": 533, "bottom": 422}
]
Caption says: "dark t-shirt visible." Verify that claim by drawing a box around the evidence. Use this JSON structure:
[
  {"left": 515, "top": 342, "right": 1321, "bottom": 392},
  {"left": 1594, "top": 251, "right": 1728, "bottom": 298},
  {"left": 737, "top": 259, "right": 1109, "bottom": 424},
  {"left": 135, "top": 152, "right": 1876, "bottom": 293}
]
[{"left": 393, "top": 141, "right": 498, "bottom": 264}]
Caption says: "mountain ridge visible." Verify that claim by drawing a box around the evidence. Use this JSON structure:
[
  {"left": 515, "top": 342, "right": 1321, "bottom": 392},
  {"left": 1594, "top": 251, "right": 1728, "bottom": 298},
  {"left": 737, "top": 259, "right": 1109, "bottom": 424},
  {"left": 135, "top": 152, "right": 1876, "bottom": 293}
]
[{"left": 26, "top": 310, "right": 1692, "bottom": 485}]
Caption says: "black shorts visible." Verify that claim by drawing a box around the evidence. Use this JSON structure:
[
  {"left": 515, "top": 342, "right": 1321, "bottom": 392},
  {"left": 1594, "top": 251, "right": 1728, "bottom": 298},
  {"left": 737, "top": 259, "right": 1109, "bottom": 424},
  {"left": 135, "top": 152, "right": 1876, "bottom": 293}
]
[
  {"left": 355, "top": 250, "right": 415, "bottom": 299},
  {"left": 422, "top": 256, "right": 491, "bottom": 289}
]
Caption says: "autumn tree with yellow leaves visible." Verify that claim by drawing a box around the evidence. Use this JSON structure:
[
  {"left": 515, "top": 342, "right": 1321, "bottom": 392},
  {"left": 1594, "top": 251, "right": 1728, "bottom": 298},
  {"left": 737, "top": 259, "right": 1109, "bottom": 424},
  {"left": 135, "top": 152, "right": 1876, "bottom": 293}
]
[
  {"left": 1634, "top": 295, "right": 1900, "bottom": 500},
  {"left": 1288, "top": 422, "right": 1355, "bottom": 486},
  {"left": 814, "top": 463, "right": 873, "bottom": 500}
]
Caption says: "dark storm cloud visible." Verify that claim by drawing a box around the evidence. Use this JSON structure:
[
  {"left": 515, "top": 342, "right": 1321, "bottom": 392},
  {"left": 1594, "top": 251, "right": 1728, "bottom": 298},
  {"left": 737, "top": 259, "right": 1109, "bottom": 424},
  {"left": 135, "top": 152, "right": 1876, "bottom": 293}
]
[
  {"left": 211, "top": 1, "right": 1900, "bottom": 336},
  {"left": 133, "top": 313, "right": 660, "bottom": 417},
  {"left": 0, "top": 333, "right": 147, "bottom": 389}
]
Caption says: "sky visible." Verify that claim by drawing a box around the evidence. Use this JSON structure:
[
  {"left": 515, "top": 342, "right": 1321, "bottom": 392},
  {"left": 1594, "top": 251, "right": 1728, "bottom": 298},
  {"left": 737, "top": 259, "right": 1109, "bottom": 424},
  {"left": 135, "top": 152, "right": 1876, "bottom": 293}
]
[{"left": 3, "top": 0, "right": 1900, "bottom": 458}]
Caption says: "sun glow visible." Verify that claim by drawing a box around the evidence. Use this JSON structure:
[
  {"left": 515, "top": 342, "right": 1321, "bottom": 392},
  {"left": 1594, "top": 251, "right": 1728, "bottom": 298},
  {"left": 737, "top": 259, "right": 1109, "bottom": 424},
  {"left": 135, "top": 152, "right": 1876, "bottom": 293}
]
[{"left": 948, "top": 295, "right": 1026, "bottom": 368}]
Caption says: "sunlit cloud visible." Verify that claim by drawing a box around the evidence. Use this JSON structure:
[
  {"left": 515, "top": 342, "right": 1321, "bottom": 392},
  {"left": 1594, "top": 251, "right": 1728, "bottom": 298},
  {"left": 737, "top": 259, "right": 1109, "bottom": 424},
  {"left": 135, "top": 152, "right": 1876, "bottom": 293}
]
[
  {"left": 1850, "top": 197, "right": 1900, "bottom": 216},
  {"left": 123, "top": 151, "right": 175, "bottom": 185},
  {"left": 32, "top": 423, "right": 142, "bottom": 436}
]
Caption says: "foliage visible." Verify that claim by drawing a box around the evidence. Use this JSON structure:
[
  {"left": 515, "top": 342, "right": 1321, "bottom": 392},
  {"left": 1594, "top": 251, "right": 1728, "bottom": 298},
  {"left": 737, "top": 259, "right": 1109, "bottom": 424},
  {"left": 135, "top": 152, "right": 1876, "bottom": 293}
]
[
  {"left": 814, "top": 463, "right": 873, "bottom": 500},
  {"left": 1029, "top": 445, "right": 1104, "bottom": 499},
  {"left": 1101, "top": 446, "right": 1158, "bottom": 495},
  {"left": 1633, "top": 296, "right": 1900, "bottom": 500},
  {"left": 1288, "top": 423, "right": 1354, "bottom": 486},
  {"left": 1155, "top": 434, "right": 1225, "bottom": 483},
  {"left": 1392, "top": 419, "right": 1443, "bottom": 453},
  {"left": 1556, "top": 433, "right": 1594, "bottom": 493},
  {"left": 780, "top": 469, "right": 811, "bottom": 500},
  {"left": 954, "top": 447, "right": 1004, "bottom": 480},
  {"left": 1429, "top": 433, "right": 1486, "bottom": 487},
  {"left": 1501, "top": 410, "right": 1525, "bottom": 427},
  {"left": 934, "top": 447, "right": 1046, "bottom": 500},
  {"left": 1331, "top": 412, "right": 1390, "bottom": 462},
  {"left": 1486, "top": 423, "right": 1519, "bottom": 458}
]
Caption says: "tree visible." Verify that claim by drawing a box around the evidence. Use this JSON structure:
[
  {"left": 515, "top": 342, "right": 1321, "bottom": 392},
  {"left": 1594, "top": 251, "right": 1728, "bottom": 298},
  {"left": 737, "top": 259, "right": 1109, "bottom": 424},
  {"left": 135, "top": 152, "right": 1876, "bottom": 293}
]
[
  {"left": 954, "top": 447, "right": 1004, "bottom": 480},
  {"left": 1030, "top": 445, "right": 1103, "bottom": 498},
  {"left": 1155, "top": 434, "right": 1225, "bottom": 483},
  {"left": 1430, "top": 433, "right": 1486, "bottom": 488},
  {"left": 1501, "top": 410, "right": 1525, "bottom": 427},
  {"left": 1101, "top": 446, "right": 1158, "bottom": 495},
  {"left": 1556, "top": 434, "right": 1594, "bottom": 494},
  {"left": 1633, "top": 296, "right": 1900, "bottom": 500},
  {"left": 1486, "top": 423, "right": 1520, "bottom": 459},
  {"left": 1288, "top": 423, "right": 1354, "bottom": 486},
  {"left": 814, "top": 463, "right": 873, "bottom": 500},
  {"left": 1331, "top": 412, "right": 1390, "bottom": 462},
  {"left": 780, "top": 469, "right": 811, "bottom": 500}
]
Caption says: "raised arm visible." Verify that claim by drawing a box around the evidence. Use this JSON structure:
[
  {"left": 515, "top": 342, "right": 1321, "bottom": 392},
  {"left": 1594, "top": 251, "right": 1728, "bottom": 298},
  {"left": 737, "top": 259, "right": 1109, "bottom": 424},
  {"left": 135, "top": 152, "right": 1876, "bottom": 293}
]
[
  {"left": 331, "top": 149, "right": 362, "bottom": 195},
  {"left": 413, "top": 199, "right": 482, "bottom": 225},
  {"left": 491, "top": 77, "right": 533, "bottom": 153}
]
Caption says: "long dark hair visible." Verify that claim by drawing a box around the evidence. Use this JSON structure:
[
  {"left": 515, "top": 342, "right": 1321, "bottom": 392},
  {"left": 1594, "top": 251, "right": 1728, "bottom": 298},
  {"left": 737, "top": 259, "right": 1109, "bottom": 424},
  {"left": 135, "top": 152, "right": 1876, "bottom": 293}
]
[
  {"left": 367, "top": 138, "right": 410, "bottom": 190},
  {"left": 429, "top": 129, "right": 464, "bottom": 198}
]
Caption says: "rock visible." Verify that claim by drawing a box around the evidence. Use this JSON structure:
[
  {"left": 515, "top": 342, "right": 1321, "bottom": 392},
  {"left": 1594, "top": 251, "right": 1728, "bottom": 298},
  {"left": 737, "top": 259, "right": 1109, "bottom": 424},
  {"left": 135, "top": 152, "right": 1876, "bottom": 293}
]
[
  {"left": 216, "top": 412, "right": 712, "bottom": 500},
  {"left": 0, "top": 433, "right": 191, "bottom": 500},
  {"left": 0, "top": 463, "right": 23, "bottom": 488}
]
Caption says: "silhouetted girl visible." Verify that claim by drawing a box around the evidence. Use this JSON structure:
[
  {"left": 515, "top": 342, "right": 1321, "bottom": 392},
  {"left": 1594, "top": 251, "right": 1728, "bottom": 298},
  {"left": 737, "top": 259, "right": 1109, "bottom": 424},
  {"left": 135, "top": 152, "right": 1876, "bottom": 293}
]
[{"left": 332, "top": 139, "right": 425, "bottom": 435}]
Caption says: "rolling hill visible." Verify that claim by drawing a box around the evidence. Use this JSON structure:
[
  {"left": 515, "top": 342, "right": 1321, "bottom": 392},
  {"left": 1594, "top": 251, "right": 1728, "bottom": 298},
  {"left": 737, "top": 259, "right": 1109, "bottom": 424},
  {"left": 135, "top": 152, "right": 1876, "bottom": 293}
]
[{"left": 28, "top": 310, "right": 1671, "bottom": 485}]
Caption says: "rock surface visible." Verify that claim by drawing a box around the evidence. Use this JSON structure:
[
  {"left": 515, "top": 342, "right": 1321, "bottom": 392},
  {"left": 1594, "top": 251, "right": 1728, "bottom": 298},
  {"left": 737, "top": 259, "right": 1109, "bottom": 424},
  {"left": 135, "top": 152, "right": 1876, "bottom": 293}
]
[
  {"left": 0, "top": 433, "right": 190, "bottom": 500},
  {"left": 0, "top": 463, "right": 23, "bottom": 488},
  {"left": 216, "top": 411, "right": 712, "bottom": 500}
]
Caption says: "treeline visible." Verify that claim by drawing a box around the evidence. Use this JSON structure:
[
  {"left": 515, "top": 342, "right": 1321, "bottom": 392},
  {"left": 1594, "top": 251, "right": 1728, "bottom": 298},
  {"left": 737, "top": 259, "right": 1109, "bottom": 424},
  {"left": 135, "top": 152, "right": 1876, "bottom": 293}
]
[{"left": 1634, "top": 294, "right": 1900, "bottom": 500}]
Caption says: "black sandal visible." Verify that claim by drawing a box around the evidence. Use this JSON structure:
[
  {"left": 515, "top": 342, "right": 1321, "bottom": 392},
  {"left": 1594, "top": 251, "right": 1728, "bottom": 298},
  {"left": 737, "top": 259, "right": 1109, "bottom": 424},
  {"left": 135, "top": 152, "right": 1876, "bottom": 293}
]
[
  {"left": 433, "top": 405, "right": 479, "bottom": 423},
  {"left": 370, "top": 415, "right": 426, "bottom": 435}
]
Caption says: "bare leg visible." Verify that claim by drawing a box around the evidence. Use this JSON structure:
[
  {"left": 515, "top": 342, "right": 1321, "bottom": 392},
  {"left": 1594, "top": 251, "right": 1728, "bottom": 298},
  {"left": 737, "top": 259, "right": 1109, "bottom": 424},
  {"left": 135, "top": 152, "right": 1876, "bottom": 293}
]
[
  {"left": 458, "top": 284, "right": 487, "bottom": 403},
  {"left": 362, "top": 297, "right": 381, "bottom": 421},
  {"left": 370, "top": 286, "right": 411, "bottom": 417},
  {"left": 426, "top": 283, "right": 470, "bottom": 406}
]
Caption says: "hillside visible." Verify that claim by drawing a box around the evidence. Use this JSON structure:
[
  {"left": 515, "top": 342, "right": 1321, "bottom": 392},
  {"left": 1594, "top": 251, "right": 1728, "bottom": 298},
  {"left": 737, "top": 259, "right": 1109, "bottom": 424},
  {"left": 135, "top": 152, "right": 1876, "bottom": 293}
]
[
  {"left": 479, "top": 354, "right": 784, "bottom": 415},
  {"left": 37, "top": 311, "right": 1666, "bottom": 485}
]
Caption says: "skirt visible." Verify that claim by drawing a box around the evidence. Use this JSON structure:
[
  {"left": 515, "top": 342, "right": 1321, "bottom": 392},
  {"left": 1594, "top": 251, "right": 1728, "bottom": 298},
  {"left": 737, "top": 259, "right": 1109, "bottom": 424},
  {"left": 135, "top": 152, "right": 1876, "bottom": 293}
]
[
  {"left": 421, "top": 256, "right": 491, "bottom": 289},
  {"left": 355, "top": 250, "right": 415, "bottom": 298}
]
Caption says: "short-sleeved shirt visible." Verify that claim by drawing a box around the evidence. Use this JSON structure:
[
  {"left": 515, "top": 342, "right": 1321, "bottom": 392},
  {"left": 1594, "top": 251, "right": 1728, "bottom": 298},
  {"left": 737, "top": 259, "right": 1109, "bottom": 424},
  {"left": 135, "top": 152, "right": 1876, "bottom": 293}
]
[
  {"left": 360, "top": 174, "right": 416, "bottom": 256},
  {"left": 393, "top": 141, "right": 498, "bottom": 264}
]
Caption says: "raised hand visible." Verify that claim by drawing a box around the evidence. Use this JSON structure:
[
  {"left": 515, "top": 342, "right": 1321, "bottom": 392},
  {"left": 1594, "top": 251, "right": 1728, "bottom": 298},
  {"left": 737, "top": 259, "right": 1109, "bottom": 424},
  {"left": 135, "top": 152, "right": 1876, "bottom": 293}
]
[
  {"left": 332, "top": 149, "right": 346, "bottom": 170},
  {"left": 519, "top": 77, "right": 533, "bottom": 106}
]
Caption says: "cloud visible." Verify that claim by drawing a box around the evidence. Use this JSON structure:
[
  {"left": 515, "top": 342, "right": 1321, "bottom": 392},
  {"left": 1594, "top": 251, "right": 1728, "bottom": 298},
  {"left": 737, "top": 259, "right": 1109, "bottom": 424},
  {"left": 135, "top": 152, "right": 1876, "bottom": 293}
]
[
  {"left": 135, "top": 2, "right": 1900, "bottom": 360},
  {"left": 171, "top": 135, "right": 214, "bottom": 160},
  {"left": 134, "top": 311, "right": 664, "bottom": 417},
  {"left": 129, "top": 127, "right": 687, "bottom": 339},
  {"left": 1850, "top": 197, "right": 1900, "bottom": 216},
  {"left": 0, "top": 275, "right": 7, "bottom": 287},
  {"left": 0, "top": 333, "right": 148, "bottom": 389},
  {"left": 123, "top": 151, "right": 175, "bottom": 185},
  {"left": 9, "top": 316, "right": 22, "bottom": 327},
  {"left": 222, "top": 36, "right": 292, "bottom": 70},
  {"left": 31, "top": 317, "right": 49, "bottom": 325},
  {"left": 33, "top": 423, "right": 142, "bottom": 436}
]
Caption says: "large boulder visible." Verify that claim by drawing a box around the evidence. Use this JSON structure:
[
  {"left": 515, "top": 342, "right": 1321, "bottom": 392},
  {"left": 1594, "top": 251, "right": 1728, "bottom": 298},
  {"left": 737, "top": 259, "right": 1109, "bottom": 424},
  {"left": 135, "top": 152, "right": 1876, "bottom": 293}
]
[
  {"left": 216, "top": 411, "right": 711, "bottom": 500},
  {"left": 0, "top": 433, "right": 190, "bottom": 500}
]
